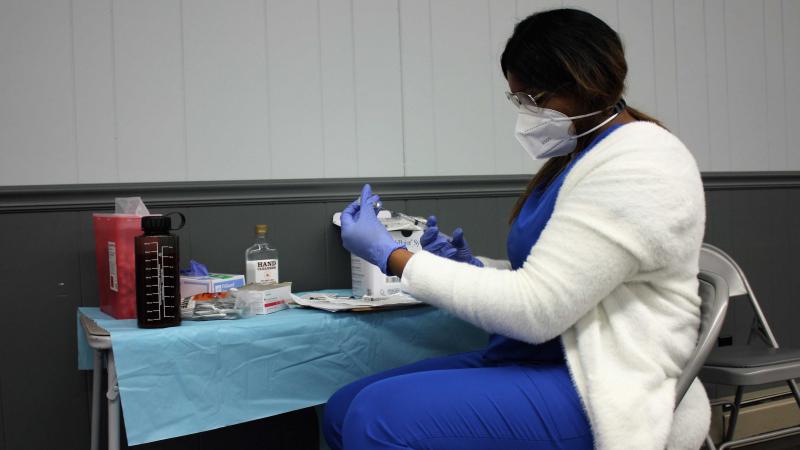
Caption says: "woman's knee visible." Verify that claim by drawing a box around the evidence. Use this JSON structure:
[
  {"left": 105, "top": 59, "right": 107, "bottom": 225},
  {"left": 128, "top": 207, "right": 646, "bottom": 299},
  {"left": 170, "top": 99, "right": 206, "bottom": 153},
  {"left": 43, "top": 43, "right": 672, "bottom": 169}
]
[
  {"left": 340, "top": 378, "right": 415, "bottom": 449},
  {"left": 323, "top": 380, "right": 369, "bottom": 449}
]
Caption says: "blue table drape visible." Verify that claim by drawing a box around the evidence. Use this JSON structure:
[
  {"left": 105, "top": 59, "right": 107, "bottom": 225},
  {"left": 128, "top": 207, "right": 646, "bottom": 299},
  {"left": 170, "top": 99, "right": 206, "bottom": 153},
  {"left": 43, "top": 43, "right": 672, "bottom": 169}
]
[{"left": 77, "top": 294, "right": 487, "bottom": 445}]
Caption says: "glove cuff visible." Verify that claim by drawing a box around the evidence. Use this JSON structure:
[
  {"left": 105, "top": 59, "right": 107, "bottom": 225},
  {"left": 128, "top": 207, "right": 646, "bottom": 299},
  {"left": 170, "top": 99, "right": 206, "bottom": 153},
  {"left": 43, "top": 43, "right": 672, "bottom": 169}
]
[{"left": 379, "top": 242, "right": 407, "bottom": 275}]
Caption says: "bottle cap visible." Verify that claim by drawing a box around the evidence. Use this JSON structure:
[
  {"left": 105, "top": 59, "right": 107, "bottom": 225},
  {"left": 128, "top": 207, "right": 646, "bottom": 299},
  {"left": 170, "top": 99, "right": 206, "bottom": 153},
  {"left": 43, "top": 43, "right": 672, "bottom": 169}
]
[{"left": 255, "top": 224, "right": 268, "bottom": 234}]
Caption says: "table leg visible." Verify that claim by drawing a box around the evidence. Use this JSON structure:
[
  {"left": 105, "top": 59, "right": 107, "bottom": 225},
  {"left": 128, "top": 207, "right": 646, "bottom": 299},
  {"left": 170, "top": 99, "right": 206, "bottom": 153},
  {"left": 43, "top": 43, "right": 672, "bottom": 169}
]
[
  {"left": 106, "top": 351, "right": 120, "bottom": 450},
  {"left": 91, "top": 350, "right": 103, "bottom": 450}
]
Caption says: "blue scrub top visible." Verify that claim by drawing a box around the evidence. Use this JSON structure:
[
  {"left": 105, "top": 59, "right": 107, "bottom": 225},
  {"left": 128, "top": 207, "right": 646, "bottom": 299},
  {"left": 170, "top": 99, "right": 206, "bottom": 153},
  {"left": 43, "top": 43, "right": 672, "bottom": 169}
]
[{"left": 482, "top": 124, "right": 624, "bottom": 364}]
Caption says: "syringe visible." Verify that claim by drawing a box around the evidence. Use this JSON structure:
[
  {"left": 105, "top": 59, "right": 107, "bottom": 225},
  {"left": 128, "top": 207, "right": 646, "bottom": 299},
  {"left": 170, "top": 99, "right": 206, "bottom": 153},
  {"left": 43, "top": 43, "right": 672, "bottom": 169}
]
[
  {"left": 389, "top": 210, "right": 429, "bottom": 227},
  {"left": 361, "top": 199, "right": 428, "bottom": 227}
]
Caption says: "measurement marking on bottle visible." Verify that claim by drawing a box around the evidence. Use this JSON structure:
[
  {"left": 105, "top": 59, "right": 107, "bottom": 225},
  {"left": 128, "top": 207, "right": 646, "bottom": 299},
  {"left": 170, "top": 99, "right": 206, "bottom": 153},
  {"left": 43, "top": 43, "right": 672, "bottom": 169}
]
[{"left": 142, "top": 242, "right": 176, "bottom": 321}]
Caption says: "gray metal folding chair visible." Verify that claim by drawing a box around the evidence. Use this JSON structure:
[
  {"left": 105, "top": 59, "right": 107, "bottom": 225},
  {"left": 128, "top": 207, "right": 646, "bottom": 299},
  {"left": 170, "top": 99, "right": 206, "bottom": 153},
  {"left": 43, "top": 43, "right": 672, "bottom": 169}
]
[
  {"left": 676, "top": 271, "right": 730, "bottom": 405},
  {"left": 698, "top": 243, "right": 800, "bottom": 450},
  {"left": 673, "top": 271, "right": 730, "bottom": 450}
]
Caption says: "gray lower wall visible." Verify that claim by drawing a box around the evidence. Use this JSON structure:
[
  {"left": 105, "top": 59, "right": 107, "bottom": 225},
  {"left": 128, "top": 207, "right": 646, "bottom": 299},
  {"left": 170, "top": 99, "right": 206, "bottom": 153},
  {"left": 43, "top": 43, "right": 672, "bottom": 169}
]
[{"left": 0, "top": 173, "right": 799, "bottom": 450}]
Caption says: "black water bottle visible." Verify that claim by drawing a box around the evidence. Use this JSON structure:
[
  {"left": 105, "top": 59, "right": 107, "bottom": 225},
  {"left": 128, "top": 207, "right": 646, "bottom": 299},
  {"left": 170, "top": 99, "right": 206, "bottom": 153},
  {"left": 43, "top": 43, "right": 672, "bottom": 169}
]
[{"left": 135, "top": 213, "right": 185, "bottom": 328}]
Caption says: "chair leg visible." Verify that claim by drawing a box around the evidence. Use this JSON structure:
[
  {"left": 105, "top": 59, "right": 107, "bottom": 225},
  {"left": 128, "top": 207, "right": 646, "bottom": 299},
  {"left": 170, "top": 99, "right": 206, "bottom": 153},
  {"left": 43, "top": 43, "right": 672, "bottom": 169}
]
[
  {"left": 725, "top": 386, "right": 745, "bottom": 443},
  {"left": 704, "top": 434, "right": 717, "bottom": 450},
  {"left": 788, "top": 379, "right": 800, "bottom": 409}
]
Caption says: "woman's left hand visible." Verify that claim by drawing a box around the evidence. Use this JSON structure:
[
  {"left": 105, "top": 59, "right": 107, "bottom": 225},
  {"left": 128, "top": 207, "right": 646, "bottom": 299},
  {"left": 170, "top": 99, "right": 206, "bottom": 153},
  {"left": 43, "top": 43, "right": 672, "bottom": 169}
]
[
  {"left": 420, "top": 216, "right": 483, "bottom": 267},
  {"left": 340, "top": 184, "right": 405, "bottom": 274}
]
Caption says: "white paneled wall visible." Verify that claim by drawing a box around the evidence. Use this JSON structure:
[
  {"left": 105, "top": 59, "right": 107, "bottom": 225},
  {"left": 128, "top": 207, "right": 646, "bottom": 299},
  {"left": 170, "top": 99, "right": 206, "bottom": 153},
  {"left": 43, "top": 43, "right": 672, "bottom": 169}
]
[
  {"left": 1, "top": 0, "right": 799, "bottom": 186},
  {"left": 787, "top": 0, "right": 800, "bottom": 170},
  {"left": 0, "top": 1, "right": 77, "bottom": 185},
  {"left": 114, "top": 0, "right": 187, "bottom": 183},
  {"left": 184, "top": 0, "right": 270, "bottom": 181}
]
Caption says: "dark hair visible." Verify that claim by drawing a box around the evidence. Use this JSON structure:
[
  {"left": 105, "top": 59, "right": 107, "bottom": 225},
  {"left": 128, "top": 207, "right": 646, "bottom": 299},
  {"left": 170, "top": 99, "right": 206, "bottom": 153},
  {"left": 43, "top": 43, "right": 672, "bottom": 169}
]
[{"left": 502, "top": 8, "right": 661, "bottom": 223}]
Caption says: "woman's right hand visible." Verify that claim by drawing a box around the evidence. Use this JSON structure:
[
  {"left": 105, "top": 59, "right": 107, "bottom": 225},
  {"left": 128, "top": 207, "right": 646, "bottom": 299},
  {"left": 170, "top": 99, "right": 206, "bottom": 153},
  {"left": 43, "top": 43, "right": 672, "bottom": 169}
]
[
  {"left": 340, "top": 184, "right": 405, "bottom": 274},
  {"left": 420, "top": 216, "right": 483, "bottom": 267}
]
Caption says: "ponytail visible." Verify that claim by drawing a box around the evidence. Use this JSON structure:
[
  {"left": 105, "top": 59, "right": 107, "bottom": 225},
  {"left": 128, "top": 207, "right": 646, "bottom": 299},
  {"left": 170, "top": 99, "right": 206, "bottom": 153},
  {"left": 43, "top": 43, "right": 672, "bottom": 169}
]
[{"left": 626, "top": 106, "right": 664, "bottom": 128}]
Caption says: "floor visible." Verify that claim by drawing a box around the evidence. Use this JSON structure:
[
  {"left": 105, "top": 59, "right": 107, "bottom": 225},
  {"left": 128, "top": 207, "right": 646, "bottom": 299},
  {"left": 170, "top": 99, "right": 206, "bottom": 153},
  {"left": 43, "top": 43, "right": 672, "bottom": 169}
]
[{"left": 722, "top": 434, "right": 800, "bottom": 449}]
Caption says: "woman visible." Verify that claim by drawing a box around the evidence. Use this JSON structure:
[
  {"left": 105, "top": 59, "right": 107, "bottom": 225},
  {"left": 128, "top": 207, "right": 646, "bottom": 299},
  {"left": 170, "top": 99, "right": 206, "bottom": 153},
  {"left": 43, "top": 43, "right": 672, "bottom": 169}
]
[{"left": 327, "top": 9, "right": 709, "bottom": 450}]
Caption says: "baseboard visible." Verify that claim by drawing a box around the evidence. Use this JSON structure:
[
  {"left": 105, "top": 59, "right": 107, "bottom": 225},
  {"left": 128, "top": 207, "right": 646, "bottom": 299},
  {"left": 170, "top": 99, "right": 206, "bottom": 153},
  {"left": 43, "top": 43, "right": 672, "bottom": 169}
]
[{"left": 710, "top": 386, "right": 800, "bottom": 443}]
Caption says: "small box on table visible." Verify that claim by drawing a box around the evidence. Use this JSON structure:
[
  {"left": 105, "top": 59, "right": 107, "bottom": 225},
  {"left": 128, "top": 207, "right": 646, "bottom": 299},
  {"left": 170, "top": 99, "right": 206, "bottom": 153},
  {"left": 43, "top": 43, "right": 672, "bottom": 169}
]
[
  {"left": 233, "top": 282, "right": 292, "bottom": 315},
  {"left": 180, "top": 274, "right": 245, "bottom": 297}
]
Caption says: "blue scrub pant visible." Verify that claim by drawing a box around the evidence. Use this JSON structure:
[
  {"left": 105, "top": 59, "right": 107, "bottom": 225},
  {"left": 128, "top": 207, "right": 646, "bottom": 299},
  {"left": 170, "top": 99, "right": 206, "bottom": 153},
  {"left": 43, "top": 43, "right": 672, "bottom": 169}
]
[{"left": 322, "top": 351, "right": 593, "bottom": 450}]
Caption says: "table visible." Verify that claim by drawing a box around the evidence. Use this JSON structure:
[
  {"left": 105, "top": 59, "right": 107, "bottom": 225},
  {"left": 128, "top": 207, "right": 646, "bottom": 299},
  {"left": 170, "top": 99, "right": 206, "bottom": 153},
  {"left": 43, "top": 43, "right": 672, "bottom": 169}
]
[
  {"left": 79, "top": 311, "right": 117, "bottom": 450},
  {"left": 77, "top": 303, "right": 488, "bottom": 449}
]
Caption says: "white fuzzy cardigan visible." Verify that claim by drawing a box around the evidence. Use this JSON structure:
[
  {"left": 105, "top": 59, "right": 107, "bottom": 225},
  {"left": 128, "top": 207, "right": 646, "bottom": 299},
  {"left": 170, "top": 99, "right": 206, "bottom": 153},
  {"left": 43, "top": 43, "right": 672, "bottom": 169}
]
[{"left": 401, "top": 122, "right": 710, "bottom": 450}]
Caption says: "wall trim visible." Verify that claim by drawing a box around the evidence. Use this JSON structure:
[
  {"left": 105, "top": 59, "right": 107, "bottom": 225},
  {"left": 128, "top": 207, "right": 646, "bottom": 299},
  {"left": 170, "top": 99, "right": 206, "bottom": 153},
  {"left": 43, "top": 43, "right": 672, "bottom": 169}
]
[
  {"left": 0, "top": 176, "right": 527, "bottom": 214},
  {"left": 1, "top": 172, "right": 799, "bottom": 214},
  {"left": 702, "top": 172, "right": 800, "bottom": 191}
]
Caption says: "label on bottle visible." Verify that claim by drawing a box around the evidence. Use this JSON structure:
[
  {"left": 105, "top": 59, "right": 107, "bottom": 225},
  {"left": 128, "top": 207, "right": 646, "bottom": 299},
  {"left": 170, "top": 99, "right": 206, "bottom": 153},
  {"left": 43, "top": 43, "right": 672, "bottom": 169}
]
[
  {"left": 108, "top": 241, "right": 118, "bottom": 292},
  {"left": 246, "top": 259, "right": 279, "bottom": 284}
]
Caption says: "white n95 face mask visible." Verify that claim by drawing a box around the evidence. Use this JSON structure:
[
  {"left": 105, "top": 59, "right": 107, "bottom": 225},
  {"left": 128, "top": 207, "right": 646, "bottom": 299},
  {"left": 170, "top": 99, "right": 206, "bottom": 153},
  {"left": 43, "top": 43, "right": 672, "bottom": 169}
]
[{"left": 514, "top": 101, "right": 623, "bottom": 160}]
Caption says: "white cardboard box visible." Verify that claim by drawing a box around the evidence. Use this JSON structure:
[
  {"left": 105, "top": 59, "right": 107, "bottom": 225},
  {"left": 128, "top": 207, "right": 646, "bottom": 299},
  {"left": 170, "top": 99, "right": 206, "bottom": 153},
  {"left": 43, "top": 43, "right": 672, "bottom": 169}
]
[
  {"left": 180, "top": 274, "right": 245, "bottom": 298},
  {"left": 333, "top": 211, "right": 424, "bottom": 298},
  {"left": 233, "top": 282, "right": 292, "bottom": 315}
]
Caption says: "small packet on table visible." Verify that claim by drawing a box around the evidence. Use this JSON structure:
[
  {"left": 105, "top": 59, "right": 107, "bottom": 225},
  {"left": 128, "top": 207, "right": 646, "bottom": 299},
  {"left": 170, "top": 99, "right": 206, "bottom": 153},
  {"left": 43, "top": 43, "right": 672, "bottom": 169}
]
[
  {"left": 180, "top": 282, "right": 293, "bottom": 320},
  {"left": 292, "top": 290, "right": 422, "bottom": 312},
  {"left": 180, "top": 292, "right": 244, "bottom": 320}
]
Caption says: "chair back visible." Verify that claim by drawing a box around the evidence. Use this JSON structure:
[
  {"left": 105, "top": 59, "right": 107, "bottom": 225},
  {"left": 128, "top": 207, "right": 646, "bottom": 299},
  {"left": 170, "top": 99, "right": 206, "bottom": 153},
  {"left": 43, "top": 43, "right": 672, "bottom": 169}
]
[
  {"left": 699, "top": 243, "right": 780, "bottom": 348},
  {"left": 675, "top": 271, "right": 730, "bottom": 405},
  {"left": 699, "top": 244, "right": 748, "bottom": 297}
]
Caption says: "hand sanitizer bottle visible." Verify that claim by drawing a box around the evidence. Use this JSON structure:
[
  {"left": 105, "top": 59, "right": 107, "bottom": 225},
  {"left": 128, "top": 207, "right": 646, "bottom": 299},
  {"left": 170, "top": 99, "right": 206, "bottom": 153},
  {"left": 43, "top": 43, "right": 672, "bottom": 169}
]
[{"left": 245, "top": 224, "right": 279, "bottom": 284}]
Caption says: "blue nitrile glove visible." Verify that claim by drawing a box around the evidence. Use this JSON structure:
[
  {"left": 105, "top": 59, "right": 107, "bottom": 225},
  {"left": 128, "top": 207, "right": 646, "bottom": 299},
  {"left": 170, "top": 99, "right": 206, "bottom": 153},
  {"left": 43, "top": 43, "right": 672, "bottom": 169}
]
[
  {"left": 340, "top": 184, "right": 406, "bottom": 274},
  {"left": 180, "top": 259, "right": 209, "bottom": 276},
  {"left": 420, "top": 216, "right": 457, "bottom": 260},
  {"left": 450, "top": 227, "right": 483, "bottom": 267},
  {"left": 420, "top": 216, "right": 483, "bottom": 267}
]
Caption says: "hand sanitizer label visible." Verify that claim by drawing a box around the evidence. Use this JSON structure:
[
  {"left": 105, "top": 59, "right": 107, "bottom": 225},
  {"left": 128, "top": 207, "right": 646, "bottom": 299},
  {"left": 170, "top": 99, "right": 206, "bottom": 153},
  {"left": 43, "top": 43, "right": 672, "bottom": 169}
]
[{"left": 247, "top": 259, "right": 279, "bottom": 284}]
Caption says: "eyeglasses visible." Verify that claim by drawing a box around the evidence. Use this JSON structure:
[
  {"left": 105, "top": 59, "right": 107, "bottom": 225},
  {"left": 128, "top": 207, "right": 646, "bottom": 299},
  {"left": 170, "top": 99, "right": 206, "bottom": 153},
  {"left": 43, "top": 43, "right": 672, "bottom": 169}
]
[{"left": 505, "top": 91, "right": 547, "bottom": 113}]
